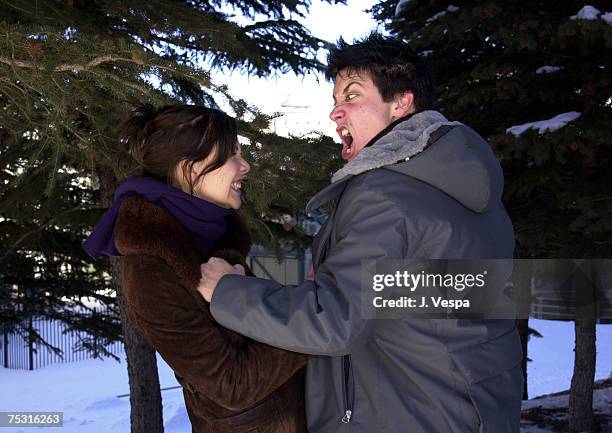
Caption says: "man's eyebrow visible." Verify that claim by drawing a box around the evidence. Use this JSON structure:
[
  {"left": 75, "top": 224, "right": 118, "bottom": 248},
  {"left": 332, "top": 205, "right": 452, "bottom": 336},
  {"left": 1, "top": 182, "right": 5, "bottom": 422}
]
[{"left": 332, "top": 80, "right": 364, "bottom": 104}]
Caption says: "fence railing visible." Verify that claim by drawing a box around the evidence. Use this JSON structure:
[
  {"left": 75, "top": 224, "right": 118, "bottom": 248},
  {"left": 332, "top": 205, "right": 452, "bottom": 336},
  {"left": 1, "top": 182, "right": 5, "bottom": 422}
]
[
  {"left": 1, "top": 248, "right": 309, "bottom": 370},
  {"left": 1, "top": 309, "right": 124, "bottom": 370},
  {"left": 247, "top": 248, "right": 308, "bottom": 285}
]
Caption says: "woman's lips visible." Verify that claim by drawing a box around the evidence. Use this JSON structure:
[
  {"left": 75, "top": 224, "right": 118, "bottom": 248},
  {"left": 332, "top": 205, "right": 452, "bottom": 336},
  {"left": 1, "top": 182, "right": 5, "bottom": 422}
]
[{"left": 230, "top": 180, "right": 242, "bottom": 194}]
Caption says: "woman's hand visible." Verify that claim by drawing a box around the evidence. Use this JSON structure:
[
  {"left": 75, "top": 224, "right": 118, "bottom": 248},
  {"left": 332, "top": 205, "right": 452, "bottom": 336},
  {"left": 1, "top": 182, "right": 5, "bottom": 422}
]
[{"left": 198, "top": 257, "right": 245, "bottom": 302}]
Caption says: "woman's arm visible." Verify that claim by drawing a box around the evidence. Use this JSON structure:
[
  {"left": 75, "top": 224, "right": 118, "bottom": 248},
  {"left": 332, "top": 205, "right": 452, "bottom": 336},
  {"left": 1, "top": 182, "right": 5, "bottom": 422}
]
[{"left": 122, "top": 255, "right": 308, "bottom": 411}]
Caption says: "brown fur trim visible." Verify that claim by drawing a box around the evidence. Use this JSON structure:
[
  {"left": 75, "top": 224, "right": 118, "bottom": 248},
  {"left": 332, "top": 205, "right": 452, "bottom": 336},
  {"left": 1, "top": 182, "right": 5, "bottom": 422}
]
[
  {"left": 213, "top": 210, "right": 252, "bottom": 256},
  {"left": 115, "top": 196, "right": 202, "bottom": 289},
  {"left": 115, "top": 196, "right": 252, "bottom": 289}
]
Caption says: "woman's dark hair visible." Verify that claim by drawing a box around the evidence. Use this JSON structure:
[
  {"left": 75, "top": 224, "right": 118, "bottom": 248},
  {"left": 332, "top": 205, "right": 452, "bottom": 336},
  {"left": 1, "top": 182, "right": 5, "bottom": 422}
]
[
  {"left": 325, "top": 32, "right": 435, "bottom": 111},
  {"left": 119, "top": 103, "right": 238, "bottom": 193}
]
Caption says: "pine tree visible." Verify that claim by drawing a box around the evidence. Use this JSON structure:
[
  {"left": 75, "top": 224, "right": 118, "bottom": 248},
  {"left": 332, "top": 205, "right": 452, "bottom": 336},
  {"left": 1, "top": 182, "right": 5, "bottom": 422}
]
[
  {"left": 372, "top": 1, "right": 611, "bottom": 430},
  {"left": 0, "top": 1, "right": 343, "bottom": 431}
]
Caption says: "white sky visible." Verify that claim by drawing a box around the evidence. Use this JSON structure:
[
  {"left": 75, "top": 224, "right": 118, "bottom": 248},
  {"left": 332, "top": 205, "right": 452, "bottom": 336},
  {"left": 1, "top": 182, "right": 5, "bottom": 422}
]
[{"left": 212, "top": 0, "right": 383, "bottom": 137}]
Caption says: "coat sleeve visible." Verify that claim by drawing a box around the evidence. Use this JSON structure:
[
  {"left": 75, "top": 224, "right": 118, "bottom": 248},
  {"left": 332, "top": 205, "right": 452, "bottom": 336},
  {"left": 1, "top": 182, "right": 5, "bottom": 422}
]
[
  {"left": 122, "top": 255, "right": 308, "bottom": 412},
  {"left": 210, "top": 186, "right": 407, "bottom": 356}
]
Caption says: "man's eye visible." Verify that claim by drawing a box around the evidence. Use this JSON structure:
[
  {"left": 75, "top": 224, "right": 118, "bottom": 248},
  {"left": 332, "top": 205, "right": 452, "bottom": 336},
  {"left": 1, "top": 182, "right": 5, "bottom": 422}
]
[{"left": 346, "top": 94, "right": 357, "bottom": 101}]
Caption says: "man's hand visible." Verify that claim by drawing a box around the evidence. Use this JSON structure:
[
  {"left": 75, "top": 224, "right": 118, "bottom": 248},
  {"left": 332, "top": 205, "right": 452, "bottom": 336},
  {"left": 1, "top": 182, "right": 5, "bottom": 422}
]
[
  {"left": 198, "top": 257, "right": 245, "bottom": 302},
  {"left": 306, "top": 264, "right": 314, "bottom": 281}
]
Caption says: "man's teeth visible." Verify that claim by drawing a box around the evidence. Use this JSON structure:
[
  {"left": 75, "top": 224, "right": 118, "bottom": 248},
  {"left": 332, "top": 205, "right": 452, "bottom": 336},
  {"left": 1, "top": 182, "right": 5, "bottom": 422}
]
[
  {"left": 341, "top": 128, "right": 351, "bottom": 139},
  {"left": 231, "top": 181, "right": 241, "bottom": 191}
]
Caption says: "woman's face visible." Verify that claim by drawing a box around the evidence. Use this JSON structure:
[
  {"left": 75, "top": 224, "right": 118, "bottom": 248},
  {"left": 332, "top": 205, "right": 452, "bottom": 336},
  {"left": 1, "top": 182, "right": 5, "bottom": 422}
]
[{"left": 176, "top": 145, "right": 251, "bottom": 209}]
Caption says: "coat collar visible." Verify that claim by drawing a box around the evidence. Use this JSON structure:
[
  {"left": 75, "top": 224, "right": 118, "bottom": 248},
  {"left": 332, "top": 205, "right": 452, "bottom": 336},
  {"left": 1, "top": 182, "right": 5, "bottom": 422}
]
[
  {"left": 307, "top": 111, "right": 456, "bottom": 213},
  {"left": 305, "top": 176, "right": 352, "bottom": 214},
  {"left": 330, "top": 111, "right": 460, "bottom": 183},
  {"left": 115, "top": 196, "right": 251, "bottom": 289}
]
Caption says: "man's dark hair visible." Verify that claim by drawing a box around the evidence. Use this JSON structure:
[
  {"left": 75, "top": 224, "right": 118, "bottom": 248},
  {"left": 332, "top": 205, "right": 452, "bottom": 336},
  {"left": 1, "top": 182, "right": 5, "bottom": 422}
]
[{"left": 326, "top": 32, "right": 435, "bottom": 111}]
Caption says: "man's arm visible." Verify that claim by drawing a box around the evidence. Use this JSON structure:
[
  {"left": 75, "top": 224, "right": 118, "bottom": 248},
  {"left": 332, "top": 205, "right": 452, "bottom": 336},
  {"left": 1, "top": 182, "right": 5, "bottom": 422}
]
[
  {"left": 207, "top": 185, "right": 406, "bottom": 356},
  {"left": 123, "top": 256, "right": 308, "bottom": 411}
]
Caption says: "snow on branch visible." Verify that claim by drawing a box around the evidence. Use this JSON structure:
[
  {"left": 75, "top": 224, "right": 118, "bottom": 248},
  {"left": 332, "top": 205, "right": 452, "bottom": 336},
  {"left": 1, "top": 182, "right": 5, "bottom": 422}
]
[
  {"left": 425, "top": 5, "right": 460, "bottom": 23},
  {"left": 569, "top": 6, "right": 612, "bottom": 25},
  {"left": 570, "top": 5, "right": 600, "bottom": 20},
  {"left": 535, "top": 66, "right": 564, "bottom": 74},
  {"left": 506, "top": 112, "right": 582, "bottom": 137},
  {"left": 395, "top": 0, "right": 411, "bottom": 17}
]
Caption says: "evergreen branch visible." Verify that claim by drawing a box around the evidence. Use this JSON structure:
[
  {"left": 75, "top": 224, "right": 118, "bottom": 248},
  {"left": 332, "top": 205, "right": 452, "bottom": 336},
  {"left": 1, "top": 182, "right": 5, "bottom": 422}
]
[
  {"left": 0, "top": 206, "right": 82, "bottom": 261},
  {"left": 108, "top": 74, "right": 151, "bottom": 95},
  {"left": 0, "top": 54, "right": 135, "bottom": 72},
  {"left": 86, "top": 68, "right": 152, "bottom": 95},
  {"left": 0, "top": 79, "right": 33, "bottom": 124},
  {"left": 0, "top": 55, "right": 40, "bottom": 69},
  {"left": 62, "top": 55, "right": 134, "bottom": 71}
]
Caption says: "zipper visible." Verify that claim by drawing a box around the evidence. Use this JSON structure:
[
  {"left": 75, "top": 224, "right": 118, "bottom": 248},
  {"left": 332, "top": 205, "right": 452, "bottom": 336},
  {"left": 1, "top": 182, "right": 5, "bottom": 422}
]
[{"left": 341, "top": 355, "right": 355, "bottom": 424}]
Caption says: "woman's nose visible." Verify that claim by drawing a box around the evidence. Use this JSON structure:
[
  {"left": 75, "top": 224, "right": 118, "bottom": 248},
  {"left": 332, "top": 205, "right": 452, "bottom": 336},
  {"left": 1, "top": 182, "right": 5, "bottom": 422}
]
[{"left": 240, "top": 159, "right": 250, "bottom": 174}]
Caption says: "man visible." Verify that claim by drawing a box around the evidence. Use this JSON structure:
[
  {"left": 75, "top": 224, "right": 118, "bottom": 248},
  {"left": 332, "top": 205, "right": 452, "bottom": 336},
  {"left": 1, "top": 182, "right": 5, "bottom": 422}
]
[{"left": 199, "top": 33, "right": 523, "bottom": 433}]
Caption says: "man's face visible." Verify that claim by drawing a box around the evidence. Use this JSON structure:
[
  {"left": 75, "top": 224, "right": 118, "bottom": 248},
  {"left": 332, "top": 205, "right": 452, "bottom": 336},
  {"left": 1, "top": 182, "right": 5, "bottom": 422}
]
[{"left": 329, "top": 69, "right": 401, "bottom": 161}]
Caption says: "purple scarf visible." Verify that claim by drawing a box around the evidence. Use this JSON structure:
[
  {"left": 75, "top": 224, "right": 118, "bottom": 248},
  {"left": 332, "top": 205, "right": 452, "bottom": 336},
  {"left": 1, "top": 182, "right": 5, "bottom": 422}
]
[{"left": 83, "top": 176, "right": 229, "bottom": 259}]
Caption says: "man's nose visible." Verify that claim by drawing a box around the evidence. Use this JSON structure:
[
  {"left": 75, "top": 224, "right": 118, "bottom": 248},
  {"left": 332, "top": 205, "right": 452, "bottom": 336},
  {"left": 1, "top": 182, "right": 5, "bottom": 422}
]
[{"left": 329, "top": 105, "right": 344, "bottom": 122}]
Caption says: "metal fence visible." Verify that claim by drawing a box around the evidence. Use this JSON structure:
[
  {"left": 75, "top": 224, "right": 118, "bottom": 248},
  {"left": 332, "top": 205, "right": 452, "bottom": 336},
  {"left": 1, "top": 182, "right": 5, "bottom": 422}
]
[
  {"left": 0, "top": 248, "right": 308, "bottom": 370},
  {"left": 529, "top": 266, "right": 612, "bottom": 323},
  {"left": 248, "top": 247, "right": 309, "bottom": 285},
  {"left": 1, "top": 310, "right": 124, "bottom": 370}
]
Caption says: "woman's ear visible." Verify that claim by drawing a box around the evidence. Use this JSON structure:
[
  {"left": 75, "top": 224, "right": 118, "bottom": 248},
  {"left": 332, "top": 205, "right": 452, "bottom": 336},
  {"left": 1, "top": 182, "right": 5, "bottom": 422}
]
[
  {"left": 173, "top": 159, "right": 189, "bottom": 192},
  {"left": 392, "top": 92, "right": 415, "bottom": 119}
]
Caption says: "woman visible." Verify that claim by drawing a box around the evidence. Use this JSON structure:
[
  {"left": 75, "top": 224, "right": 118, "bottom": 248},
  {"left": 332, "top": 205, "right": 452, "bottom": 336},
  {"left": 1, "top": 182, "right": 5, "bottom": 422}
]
[{"left": 84, "top": 104, "right": 308, "bottom": 433}]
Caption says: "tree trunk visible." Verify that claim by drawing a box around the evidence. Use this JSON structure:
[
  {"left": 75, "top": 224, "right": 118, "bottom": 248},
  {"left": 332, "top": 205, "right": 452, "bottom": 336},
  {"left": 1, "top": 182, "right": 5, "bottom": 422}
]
[
  {"left": 98, "top": 168, "right": 164, "bottom": 433},
  {"left": 516, "top": 318, "right": 529, "bottom": 400},
  {"left": 568, "top": 317, "right": 596, "bottom": 433},
  {"left": 515, "top": 260, "right": 533, "bottom": 400},
  {"left": 110, "top": 256, "right": 164, "bottom": 433},
  {"left": 568, "top": 261, "right": 597, "bottom": 433}
]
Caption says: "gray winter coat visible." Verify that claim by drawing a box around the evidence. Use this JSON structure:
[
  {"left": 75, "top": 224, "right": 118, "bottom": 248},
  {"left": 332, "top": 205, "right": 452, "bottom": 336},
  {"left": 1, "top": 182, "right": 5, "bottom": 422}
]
[{"left": 210, "top": 111, "right": 523, "bottom": 433}]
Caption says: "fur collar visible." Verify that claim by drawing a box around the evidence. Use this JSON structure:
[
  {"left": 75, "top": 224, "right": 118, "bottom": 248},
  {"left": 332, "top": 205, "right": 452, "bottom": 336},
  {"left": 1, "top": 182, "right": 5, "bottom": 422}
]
[
  {"left": 115, "top": 196, "right": 251, "bottom": 289},
  {"left": 331, "top": 110, "right": 462, "bottom": 183}
]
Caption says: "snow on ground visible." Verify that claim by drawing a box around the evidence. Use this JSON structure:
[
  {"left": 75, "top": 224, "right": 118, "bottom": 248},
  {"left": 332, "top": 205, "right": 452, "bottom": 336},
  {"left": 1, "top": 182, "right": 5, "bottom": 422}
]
[
  {"left": 0, "top": 319, "right": 610, "bottom": 432},
  {"left": 506, "top": 111, "right": 581, "bottom": 137},
  {"left": 0, "top": 353, "right": 186, "bottom": 433},
  {"left": 523, "top": 387, "right": 612, "bottom": 411},
  {"left": 521, "top": 387, "right": 612, "bottom": 432},
  {"left": 529, "top": 319, "right": 612, "bottom": 398}
]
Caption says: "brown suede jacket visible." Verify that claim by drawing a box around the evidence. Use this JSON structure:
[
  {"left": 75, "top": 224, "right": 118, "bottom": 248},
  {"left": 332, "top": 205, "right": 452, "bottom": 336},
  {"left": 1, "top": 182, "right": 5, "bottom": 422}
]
[{"left": 115, "top": 196, "right": 308, "bottom": 433}]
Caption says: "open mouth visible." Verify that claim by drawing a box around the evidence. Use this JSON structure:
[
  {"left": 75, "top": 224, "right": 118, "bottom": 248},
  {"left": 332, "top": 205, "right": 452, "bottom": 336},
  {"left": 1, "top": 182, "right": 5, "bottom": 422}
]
[
  {"left": 230, "top": 179, "right": 242, "bottom": 193},
  {"left": 338, "top": 127, "right": 354, "bottom": 160}
]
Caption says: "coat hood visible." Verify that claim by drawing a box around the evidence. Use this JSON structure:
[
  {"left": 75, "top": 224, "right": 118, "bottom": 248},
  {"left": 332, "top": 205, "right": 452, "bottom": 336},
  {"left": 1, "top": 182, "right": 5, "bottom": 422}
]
[{"left": 308, "top": 111, "right": 504, "bottom": 214}]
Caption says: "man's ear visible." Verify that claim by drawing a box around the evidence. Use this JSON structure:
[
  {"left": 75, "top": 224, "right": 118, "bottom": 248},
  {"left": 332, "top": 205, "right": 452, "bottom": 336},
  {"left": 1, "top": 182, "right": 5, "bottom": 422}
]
[{"left": 392, "top": 92, "right": 415, "bottom": 119}]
